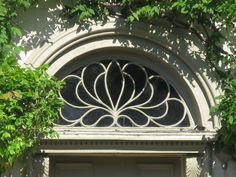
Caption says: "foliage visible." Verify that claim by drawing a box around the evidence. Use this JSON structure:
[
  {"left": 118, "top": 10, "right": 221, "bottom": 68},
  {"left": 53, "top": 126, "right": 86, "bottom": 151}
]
[
  {"left": 213, "top": 76, "right": 236, "bottom": 153},
  {"left": 63, "top": 0, "right": 109, "bottom": 21},
  {"left": 0, "top": 60, "right": 64, "bottom": 172},
  {"left": 62, "top": 0, "right": 236, "bottom": 154},
  {"left": 63, "top": 0, "right": 235, "bottom": 75},
  {"left": 0, "top": 0, "right": 37, "bottom": 63},
  {"left": 0, "top": 0, "right": 64, "bottom": 173}
]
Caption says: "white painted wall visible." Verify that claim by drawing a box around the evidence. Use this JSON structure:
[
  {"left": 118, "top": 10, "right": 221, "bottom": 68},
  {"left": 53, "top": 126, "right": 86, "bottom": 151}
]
[
  {"left": 16, "top": 0, "right": 69, "bottom": 63},
  {"left": 4, "top": 0, "right": 235, "bottom": 177}
]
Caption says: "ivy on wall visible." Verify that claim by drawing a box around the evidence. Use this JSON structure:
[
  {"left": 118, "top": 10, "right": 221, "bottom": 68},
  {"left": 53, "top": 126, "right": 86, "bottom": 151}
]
[
  {"left": 0, "top": 0, "right": 63, "bottom": 173},
  {"left": 0, "top": 0, "right": 235, "bottom": 173}
]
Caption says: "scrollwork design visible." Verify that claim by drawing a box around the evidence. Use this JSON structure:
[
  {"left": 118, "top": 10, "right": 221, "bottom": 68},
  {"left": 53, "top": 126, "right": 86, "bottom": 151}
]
[
  {"left": 186, "top": 157, "right": 201, "bottom": 177},
  {"left": 58, "top": 60, "right": 192, "bottom": 127}
]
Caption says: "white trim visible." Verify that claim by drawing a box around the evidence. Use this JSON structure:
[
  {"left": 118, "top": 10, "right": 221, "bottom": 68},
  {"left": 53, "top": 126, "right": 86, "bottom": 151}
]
[{"left": 54, "top": 127, "right": 216, "bottom": 141}]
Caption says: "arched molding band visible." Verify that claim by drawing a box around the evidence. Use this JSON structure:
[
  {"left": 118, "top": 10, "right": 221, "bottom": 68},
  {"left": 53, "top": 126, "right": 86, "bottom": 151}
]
[{"left": 25, "top": 19, "right": 220, "bottom": 131}]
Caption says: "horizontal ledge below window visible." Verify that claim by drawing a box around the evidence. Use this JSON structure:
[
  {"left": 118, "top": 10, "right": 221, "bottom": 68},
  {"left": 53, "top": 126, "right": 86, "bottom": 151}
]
[
  {"left": 37, "top": 139, "right": 210, "bottom": 155},
  {"left": 39, "top": 150, "right": 201, "bottom": 155},
  {"left": 52, "top": 128, "right": 217, "bottom": 141}
]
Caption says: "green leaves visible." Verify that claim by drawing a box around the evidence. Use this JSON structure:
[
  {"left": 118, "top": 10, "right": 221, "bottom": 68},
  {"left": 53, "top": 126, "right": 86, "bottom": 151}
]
[
  {"left": 1, "top": 0, "right": 65, "bottom": 173},
  {"left": 128, "top": 5, "right": 163, "bottom": 22},
  {"left": 67, "top": 0, "right": 109, "bottom": 22},
  {"left": 0, "top": 91, "right": 22, "bottom": 100},
  {"left": 70, "top": 4, "right": 95, "bottom": 21},
  {"left": 0, "top": 60, "right": 64, "bottom": 172},
  {"left": 212, "top": 77, "right": 236, "bottom": 153},
  {"left": 10, "top": 26, "right": 22, "bottom": 37},
  {"left": 1, "top": 132, "right": 11, "bottom": 140}
]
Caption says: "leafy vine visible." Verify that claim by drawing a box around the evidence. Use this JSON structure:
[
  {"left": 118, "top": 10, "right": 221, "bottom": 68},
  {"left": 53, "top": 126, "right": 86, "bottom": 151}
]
[{"left": 0, "top": 0, "right": 63, "bottom": 173}]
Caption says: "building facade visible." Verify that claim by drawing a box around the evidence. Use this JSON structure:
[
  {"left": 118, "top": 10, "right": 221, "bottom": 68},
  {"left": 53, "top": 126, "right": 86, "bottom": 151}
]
[{"left": 2, "top": 1, "right": 236, "bottom": 177}]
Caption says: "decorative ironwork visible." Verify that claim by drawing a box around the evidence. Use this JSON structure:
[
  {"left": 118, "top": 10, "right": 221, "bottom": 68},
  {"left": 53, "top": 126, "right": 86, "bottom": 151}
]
[{"left": 58, "top": 60, "right": 193, "bottom": 127}]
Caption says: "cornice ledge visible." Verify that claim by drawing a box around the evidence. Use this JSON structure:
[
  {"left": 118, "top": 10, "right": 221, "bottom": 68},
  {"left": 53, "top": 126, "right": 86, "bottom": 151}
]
[
  {"left": 52, "top": 129, "right": 217, "bottom": 141},
  {"left": 38, "top": 139, "right": 210, "bottom": 155}
]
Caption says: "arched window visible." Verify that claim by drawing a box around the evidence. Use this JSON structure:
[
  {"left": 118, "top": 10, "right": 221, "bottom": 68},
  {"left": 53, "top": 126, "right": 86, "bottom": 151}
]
[
  {"left": 26, "top": 20, "right": 219, "bottom": 132},
  {"left": 58, "top": 59, "right": 193, "bottom": 128}
]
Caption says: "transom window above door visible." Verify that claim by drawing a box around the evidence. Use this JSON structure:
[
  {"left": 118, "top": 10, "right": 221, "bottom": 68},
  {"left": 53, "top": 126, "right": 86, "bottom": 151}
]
[{"left": 57, "top": 60, "right": 194, "bottom": 128}]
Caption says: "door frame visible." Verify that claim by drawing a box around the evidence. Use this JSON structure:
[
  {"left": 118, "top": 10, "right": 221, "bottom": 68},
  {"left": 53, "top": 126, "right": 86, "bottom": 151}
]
[
  {"left": 34, "top": 138, "right": 213, "bottom": 177},
  {"left": 49, "top": 154, "right": 185, "bottom": 177}
]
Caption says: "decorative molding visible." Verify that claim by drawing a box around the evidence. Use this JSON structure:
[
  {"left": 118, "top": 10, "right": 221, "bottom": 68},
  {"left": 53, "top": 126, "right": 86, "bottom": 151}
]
[
  {"left": 32, "top": 156, "right": 50, "bottom": 177},
  {"left": 185, "top": 144, "right": 214, "bottom": 177},
  {"left": 38, "top": 139, "right": 207, "bottom": 155},
  {"left": 40, "top": 140, "right": 205, "bottom": 146},
  {"left": 186, "top": 157, "right": 201, "bottom": 177},
  {"left": 42, "top": 157, "right": 50, "bottom": 177},
  {"left": 59, "top": 60, "right": 193, "bottom": 128}
]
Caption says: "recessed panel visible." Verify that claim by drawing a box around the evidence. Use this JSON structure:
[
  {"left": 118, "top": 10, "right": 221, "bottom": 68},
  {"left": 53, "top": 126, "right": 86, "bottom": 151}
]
[
  {"left": 137, "top": 164, "right": 174, "bottom": 177},
  {"left": 52, "top": 156, "right": 181, "bottom": 177},
  {"left": 55, "top": 163, "right": 93, "bottom": 177}
]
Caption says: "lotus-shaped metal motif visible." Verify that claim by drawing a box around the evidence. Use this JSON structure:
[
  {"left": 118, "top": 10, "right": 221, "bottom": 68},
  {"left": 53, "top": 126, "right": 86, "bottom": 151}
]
[{"left": 58, "top": 60, "right": 191, "bottom": 127}]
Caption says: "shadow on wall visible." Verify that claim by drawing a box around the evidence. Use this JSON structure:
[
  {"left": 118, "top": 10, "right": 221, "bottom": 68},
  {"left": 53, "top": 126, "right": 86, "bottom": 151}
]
[
  {"left": 16, "top": 0, "right": 220, "bottom": 88},
  {"left": 114, "top": 19, "right": 221, "bottom": 87},
  {"left": 16, "top": 0, "right": 74, "bottom": 52},
  {"left": 213, "top": 152, "right": 236, "bottom": 177},
  {"left": 1, "top": 154, "right": 48, "bottom": 177}
]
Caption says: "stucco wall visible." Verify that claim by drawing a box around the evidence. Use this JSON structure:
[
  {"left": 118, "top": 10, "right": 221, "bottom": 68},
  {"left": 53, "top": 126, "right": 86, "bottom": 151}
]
[
  {"left": 213, "top": 154, "right": 236, "bottom": 177},
  {"left": 3, "top": 0, "right": 235, "bottom": 176}
]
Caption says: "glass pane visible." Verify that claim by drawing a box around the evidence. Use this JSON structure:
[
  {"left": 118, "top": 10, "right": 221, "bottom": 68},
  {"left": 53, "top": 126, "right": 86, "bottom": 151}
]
[{"left": 57, "top": 60, "right": 192, "bottom": 128}]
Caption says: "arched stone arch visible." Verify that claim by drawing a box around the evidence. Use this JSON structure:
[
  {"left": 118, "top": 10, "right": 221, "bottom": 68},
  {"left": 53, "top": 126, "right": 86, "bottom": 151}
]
[{"left": 25, "top": 19, "right": 220, "bottom": 132}]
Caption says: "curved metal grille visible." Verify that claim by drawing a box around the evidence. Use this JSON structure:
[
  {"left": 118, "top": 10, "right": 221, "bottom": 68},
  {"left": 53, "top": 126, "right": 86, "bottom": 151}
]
[{"left": 58, "top": 60, "right": 193, "bottom": 127}]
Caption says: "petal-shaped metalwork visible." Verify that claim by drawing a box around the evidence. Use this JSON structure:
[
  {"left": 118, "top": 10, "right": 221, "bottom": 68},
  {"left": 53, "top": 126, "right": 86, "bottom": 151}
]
[{"left": 58, "top": 60, "right": 193, "bottom": 127}]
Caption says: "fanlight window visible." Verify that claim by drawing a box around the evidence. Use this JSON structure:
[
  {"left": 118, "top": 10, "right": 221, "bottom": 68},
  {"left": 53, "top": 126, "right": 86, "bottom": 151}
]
[{"left": 58, "top": 60, "right": 193, "bottom": 128}]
